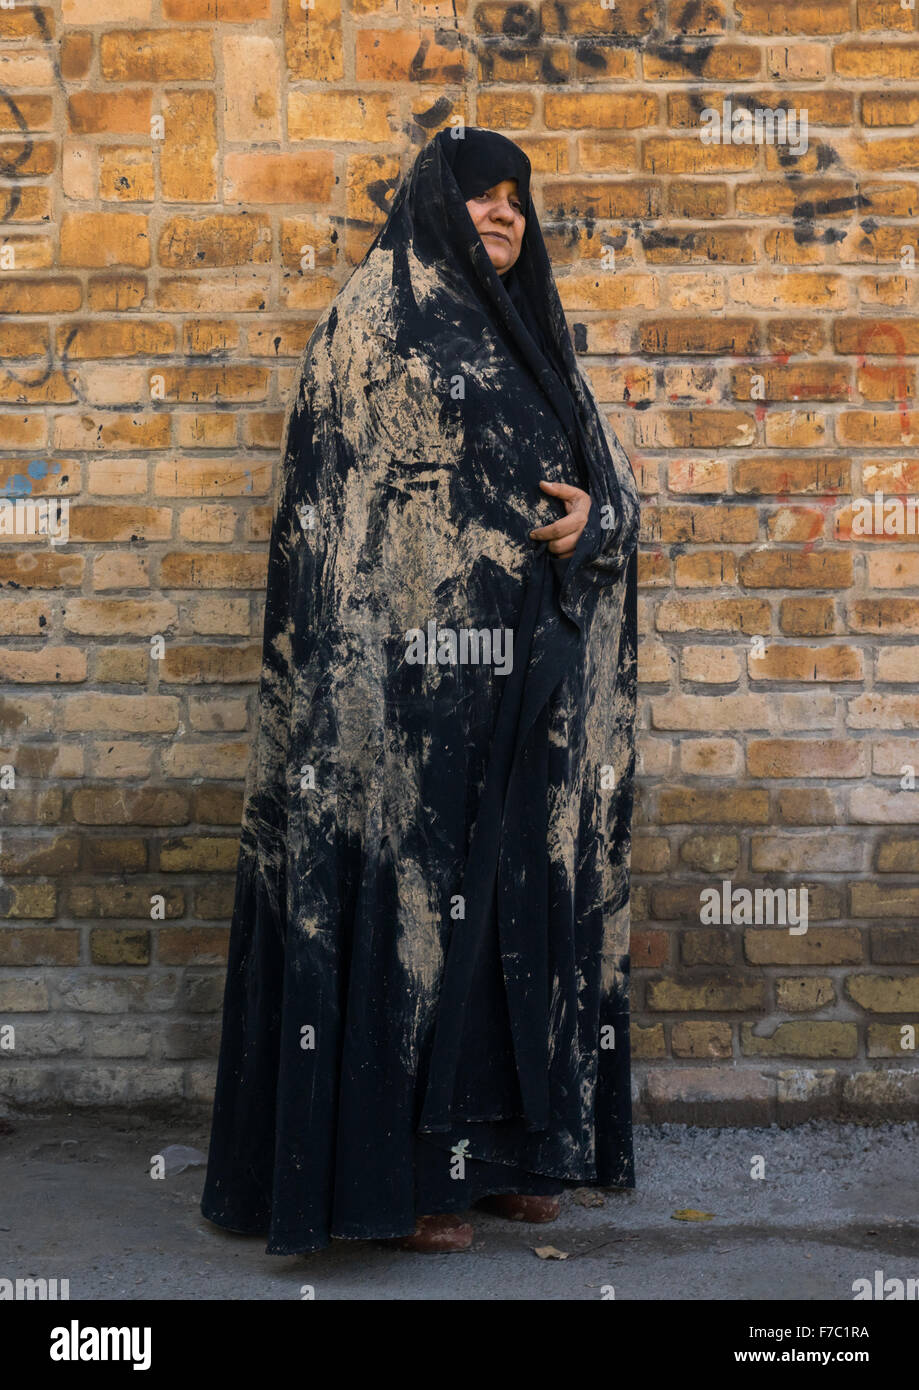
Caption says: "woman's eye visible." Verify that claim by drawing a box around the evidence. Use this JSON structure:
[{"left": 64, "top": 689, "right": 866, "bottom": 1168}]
[{"left": 471, "top": 191, "right": 522, "bottom": 215}]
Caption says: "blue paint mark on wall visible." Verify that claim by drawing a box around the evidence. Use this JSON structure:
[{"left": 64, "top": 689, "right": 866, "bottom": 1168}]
[{"left": 1, "top": 459, "right": 61, "bottom": 497}]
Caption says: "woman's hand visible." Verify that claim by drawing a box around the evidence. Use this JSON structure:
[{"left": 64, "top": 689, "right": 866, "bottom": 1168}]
[{"left": 530, "top": 479, "right": 592, "bottom": 558}]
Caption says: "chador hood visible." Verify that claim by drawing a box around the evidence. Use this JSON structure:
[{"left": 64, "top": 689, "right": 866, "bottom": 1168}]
[
  {"left": 201, "top": 127, "right": 642, "bottom": 1256},
  {"left": 366, "top": 125, "right": 641, "bottom": 597}
]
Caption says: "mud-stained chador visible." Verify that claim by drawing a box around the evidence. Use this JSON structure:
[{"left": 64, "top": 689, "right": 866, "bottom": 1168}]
[{"left": 201, "top": 129, "right": 641, "bottom": 1255}]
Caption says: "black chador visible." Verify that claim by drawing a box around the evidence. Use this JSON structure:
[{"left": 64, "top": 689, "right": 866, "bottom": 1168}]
[{"left": 201, "top": 128, "right": 641, "bottom": 1254}]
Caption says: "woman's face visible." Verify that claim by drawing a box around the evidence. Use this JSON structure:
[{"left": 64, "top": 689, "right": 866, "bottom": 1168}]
[{"left": 465, "top": 179, "right": 525, "bottom": 276}]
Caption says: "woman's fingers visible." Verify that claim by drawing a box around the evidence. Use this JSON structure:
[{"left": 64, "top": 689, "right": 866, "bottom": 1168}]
[
  {"left": 533, "top": 479, "right": 593, "bottom": 555},
  {"left": 539, "top": 479, "right": 585, "bottom": 502},
  {"left": 532, "top": 482, "right": 590, "bottom": 533},
  {"left": 540, "top": 481, "right": 590, "bottom": 513},
  {"left": 531, "top": 514, "right": 582, "bottom": 555},
  {"left": 530, "top": 511, "right": 582, "bottom": 541},
  {"left": 542, "top": 480, "right": 590, "bottom": 513},
  {"left": 549, "top": 535, "right": 578, "bottom": 555}
]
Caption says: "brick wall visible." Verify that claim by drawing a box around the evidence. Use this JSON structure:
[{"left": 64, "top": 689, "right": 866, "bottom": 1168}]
[{"left": 1, "top": 0, "right": 917, "bottom": 1121}]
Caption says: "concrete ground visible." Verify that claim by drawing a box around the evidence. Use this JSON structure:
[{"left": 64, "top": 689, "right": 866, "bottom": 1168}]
[{"left": 0, "top": 1110, "right": 916, "bottom": 1300}]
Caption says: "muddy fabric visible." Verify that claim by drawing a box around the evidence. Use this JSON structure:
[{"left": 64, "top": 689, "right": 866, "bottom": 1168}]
[{"left": 200, "top": 127, "right": 641, "bottom": 1256}]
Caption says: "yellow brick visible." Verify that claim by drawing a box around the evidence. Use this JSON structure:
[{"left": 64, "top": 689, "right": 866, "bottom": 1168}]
[
  {"left": 288, "top": 90, "right": 392, "bottom": 143},
  {"left": 99, "top": 146, "right": 156, "bottom": 202},
  {"left": 223, "top": 35, "right": 282, "bottom": 141},
  {"left": 60, "top": 212, "right": 150, "bottom": 268},
  {"left": 162, "top": 91, "right": 218, "bottom": 202}
]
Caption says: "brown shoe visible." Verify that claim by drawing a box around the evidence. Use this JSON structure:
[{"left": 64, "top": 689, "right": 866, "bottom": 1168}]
[
  {"left": 387, "top": 1213, "right": 474, "bottom": 1253},
  {"left": 476, "top": 1193, "right": 561, "bottom": 1223}
]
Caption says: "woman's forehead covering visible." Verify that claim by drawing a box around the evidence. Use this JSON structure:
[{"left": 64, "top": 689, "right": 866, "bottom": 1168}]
[{"left": 437, "top": 127, "right": 531, "bottom": 215}]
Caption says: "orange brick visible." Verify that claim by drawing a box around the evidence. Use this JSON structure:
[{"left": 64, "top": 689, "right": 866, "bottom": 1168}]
[
  {"left": 60, "top": 213, "right": 150, "bottom": 268},
  {"left": 356, "top": 29, "right": 466, "bottom": 82},
  {"left": 643, "top": 44, "right": 762, "bottom": 81},
  {"left": 159, "top": 552, "right": 267, "bottom": 589},
  {"left": 544, "top": 180, "right": 661, "bottom": 219},
  {"left": 545, "top": 92, "right": 657, "bottom": 129},
  {"left": 59, "top": 32, "right": 92, "bottom": 79},
  {"left": 750, "top": 642, "right": 861, "bottom": 681},
  {"left": 284, "top": 0, "right": 343, "bottom": 81},
  {"left": 224, "top": 151, "right": 334, "bottom": 204},
  {"left": 835, "top": 43, "right": 919, "bottom": 81},
  {"left": 53, "top": 411, "right": 170, "bottom": 451},
  {"left": 739, "top": 551, "right": 853, "bottom": 589},
  {"left": 157, "top": 212, "right": 268, "bottom": 266},
  {"left": 162, "top": 91, "right": 218, "bottom": 202},
  {"left": 153, "top": 458, "right": 271, "bottom": 497},
  {"left": 641, "top": 318, "right": 758, "bottom": 355},
  {"left": 57, "top": 320, "right": 175, "bottom": 358},
  {"left": 735, "top": 0, "right": 850, "bottom": 32},
  {"left": 67, "top": 89, "right": 153, "bottom": 134},
  {"left": 87, "top": 275, "right": 147, "bottom": 311},
  {"left": 288, "top": 90, "right": 390, "bottom": 143},
  {"left": 99, "top": 146, "right": 156, "bottom": 202},
  {"left": 0, "top": 93, "right": 52, "bottom": 130},
  {"left": 164, "top": 0, "right": 270, "bottom": 15},
  {"left": 0, "top": 279, "right": 82, "bottom": 314},
  {"left": 99, "top": 28, "right": 215, "bottom": 81}
]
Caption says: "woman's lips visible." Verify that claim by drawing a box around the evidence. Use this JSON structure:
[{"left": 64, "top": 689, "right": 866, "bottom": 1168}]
[{"left": 483, "top": 231, "right": 509, "bottom": 243}]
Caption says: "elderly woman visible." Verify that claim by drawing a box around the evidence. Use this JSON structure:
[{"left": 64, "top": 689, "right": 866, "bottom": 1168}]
[{"left": 201, "top": 128, "right": 641, "bottom": 1256}]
